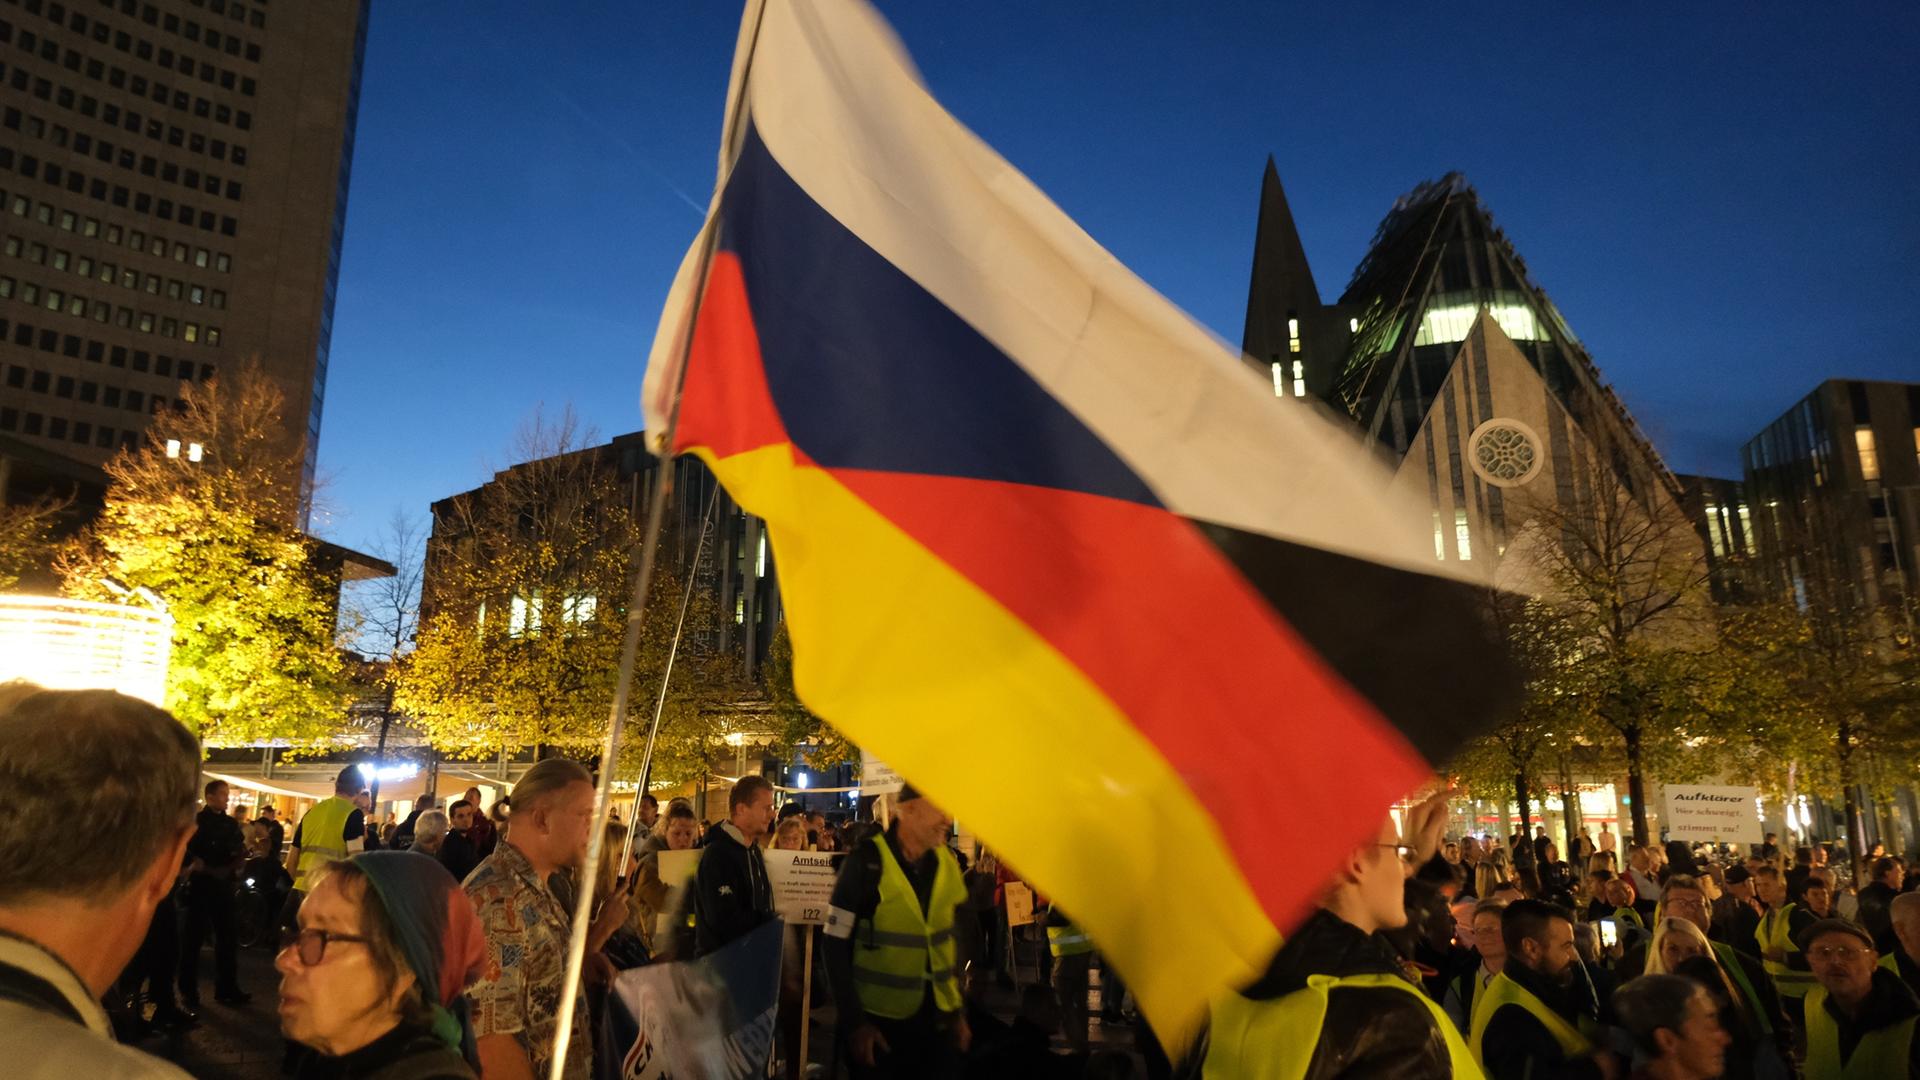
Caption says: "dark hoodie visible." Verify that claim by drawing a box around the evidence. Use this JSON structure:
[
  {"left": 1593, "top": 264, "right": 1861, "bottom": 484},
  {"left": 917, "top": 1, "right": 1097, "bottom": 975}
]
[
  {"left": 691, "top": 821, "right": 773, "bottom": 957},
  {"left": 1187, "top": 909, "right": 1454, "bottom": 1080}
]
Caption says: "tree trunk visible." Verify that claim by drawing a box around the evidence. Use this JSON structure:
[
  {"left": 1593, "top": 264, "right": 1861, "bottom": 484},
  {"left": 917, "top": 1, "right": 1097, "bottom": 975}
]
[
  {"left": 1837, "top": 716, "right": 1866, "bottom": 876},
  {"left": 1514, "top": 772, "right": 1533, "bottom": 841},
  {"left": 1625, "top": 725, "right": 1650, "bottom": 846},
  {"left": 369, "top": 685, "right": 395, "bottom": 809},
  {"left": 1561, "top": 766, "right": 1580, "bottom": 868}
]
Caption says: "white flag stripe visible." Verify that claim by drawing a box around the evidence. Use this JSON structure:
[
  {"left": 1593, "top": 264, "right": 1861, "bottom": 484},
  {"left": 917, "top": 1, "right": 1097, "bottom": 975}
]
[{"left": 647, "top": 0, "right": 1480, "bottom": 585}]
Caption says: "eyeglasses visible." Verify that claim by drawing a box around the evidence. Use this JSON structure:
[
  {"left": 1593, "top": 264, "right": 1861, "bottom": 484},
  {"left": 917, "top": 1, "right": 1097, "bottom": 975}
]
[
  {"left": 281, "top": 928, "right": 370, "bottom": 966},
  {"left": 1807, "top": 945, "right": 1873, "bottom": 962},
  {"left": 1372, "top": 843, "right": 1416, "bottom": 859}
]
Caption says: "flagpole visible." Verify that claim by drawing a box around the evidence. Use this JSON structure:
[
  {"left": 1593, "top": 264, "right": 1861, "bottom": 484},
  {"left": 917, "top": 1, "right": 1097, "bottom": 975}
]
[
  {"left": 546, "top": 4, "right": 771, "bottom": 1077},
  {"left": 615, "top": 485, "right": 721, "bottom": 879}
]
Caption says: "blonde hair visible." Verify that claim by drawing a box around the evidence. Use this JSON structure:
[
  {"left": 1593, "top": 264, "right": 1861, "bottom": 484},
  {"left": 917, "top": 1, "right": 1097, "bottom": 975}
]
[
  {"left": 773, "top": 817, "right": 807, "bottom": 851},
  {"left": 595, "top": 821, "right": 629, "bottom": 907},
  {"left": 1645, "top": 916, "right": 1712, "bottom": 974}
]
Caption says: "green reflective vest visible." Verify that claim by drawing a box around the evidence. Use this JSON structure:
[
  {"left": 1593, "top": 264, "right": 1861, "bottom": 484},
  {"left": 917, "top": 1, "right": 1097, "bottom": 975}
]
[
  {"left": 1204, "top": 971, "right": 1484, "bottom": 1080},
  {"left": 851, "top": 835, "right": 966, "bottom": 1020},
  {"left": 1048, "top": 920, "right": 1093, "bottom": 958},
  {"left": 1757, "top": 904, "right": 1817, "bottom": 998},
  {"left": 1468, "top": 971, "right": 1594, "bottom": 1064},
  {"left": 1804, "top": 984, "right": 1917, "bottom": 1080},
  {"left": 1710, "top": 940, "right": 1774, "bottom": 1037},
  {"left": 293, "top": 796, "right": 356, "bottom": 892}
]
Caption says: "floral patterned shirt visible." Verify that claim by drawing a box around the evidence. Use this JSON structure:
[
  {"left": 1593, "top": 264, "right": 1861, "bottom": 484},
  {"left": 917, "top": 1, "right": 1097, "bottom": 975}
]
[{"left": 464, "top": 839, "right": 590, "bottom": 1080}]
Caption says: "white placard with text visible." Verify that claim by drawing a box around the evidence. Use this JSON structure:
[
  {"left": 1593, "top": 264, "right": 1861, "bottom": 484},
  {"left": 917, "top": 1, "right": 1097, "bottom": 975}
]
[
  {"left": 763, "top": 848, "right": 844, "bottom": 926},
  {"left": 1663, "top": 784, "right": 1761, "bottom": 844}
]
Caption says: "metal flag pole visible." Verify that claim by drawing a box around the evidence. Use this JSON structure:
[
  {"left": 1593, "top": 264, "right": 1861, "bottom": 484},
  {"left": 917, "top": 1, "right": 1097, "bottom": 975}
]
[
  {"left": 615, "top": 484, "right": 721, "bottom": 878},
  {"left": 546, "top": 4, "right": 771, "bottom": 1077}
]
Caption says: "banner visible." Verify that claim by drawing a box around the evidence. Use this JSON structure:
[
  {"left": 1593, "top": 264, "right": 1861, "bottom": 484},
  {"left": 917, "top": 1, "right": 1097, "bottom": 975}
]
[
  {"left": 599, "top": 917, "right": 784, "bottom": 1080},
  {"left": 859, "top": 751, "right": 903, "bottom": 795},
  {"left": 1662, "top": 784, "right": 1761, "bottom": 844},
  {"left": 763, "top": 848, "right": 842, "bottom": 926}
]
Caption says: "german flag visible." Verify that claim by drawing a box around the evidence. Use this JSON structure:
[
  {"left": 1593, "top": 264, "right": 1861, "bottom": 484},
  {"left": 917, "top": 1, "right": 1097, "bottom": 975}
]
[{"left": 642, "top": 0, "right": 1518, "bottom": 1040}]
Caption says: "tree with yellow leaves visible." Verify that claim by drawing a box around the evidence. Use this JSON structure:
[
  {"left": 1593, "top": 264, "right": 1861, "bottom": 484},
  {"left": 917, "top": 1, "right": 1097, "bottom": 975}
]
[{"left": 59, "top": 363, "right": 352, "bottom": 744}]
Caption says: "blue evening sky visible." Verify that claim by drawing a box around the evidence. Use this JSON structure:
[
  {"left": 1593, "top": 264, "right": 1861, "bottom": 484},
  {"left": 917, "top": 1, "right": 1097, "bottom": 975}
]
[{"left": 310, "top": 2, "right": 1919, "bottom": 555}]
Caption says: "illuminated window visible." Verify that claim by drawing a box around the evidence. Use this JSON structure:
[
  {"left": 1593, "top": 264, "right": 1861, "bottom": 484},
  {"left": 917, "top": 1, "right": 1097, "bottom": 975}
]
[
  {"left": 1413, "top": 291, "right": 1548, "bottom": 346},
  {"left": 1856, "top": 426, "right": 1879, "bottom": 481},
  {"left": 1432, "top": 512, "right": 1445, "bottom": 561},
  {"left": 1271, "top": 361, "right": 1286, "bottom": 398},
  {"left": 756, "top": 533, "right": 768, "bottom": 577},
  {"left": 1349, "top": 317, "right": 1360, "bottom": 333},
  {"left": 1287, "top": 316, "right": 1301, "bottom": 354},
  {"left": 1737, "top": 505, "right": 1756, "bottom": 555},
  {"left": 560, "top": 594, "right": 598, "bottom": 625},
  {"left": 1291, "top": 360, "right": 1305, "bottom": 398},
  {"left": 509, "top": 592, "right": 543, "bottom": 638},
  {"left": 1455, "top": 508, "right": 1472, "bottom": 561},
  {"left": 1704, "top": 504, "right": 1726, "bottom": 558}
]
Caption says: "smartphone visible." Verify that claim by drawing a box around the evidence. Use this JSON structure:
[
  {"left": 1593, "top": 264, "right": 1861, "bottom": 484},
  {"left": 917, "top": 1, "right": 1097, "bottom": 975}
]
[{"left": 1599, "top": 918, "right": 1619, "bottom": 947}]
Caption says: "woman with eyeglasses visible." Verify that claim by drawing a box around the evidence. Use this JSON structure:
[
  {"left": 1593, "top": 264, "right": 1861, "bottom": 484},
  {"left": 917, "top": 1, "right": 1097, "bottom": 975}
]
[{"left": 277, "top": 851, "right": 486, "bottom": 1079}]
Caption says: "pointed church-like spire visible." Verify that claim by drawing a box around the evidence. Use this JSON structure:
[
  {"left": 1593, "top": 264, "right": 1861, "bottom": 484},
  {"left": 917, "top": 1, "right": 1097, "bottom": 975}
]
[{"left": 1239, "top": 158, "right": 1324, "bottom": 363}]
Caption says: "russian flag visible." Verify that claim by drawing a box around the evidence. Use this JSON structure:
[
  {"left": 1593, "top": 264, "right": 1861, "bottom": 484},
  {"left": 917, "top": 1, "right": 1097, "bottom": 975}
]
[{"left": 643, "top": 0, "right": 1518, "bottom": 1040}]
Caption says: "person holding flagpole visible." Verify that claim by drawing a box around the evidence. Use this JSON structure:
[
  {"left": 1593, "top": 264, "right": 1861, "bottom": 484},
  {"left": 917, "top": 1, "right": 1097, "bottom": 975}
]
[
  {"left": 1194, "top": 791, "right": 1482, "bottom": 1078},
  {"left": 824, "top": 783, "right": 971, "bottom": 1079}
]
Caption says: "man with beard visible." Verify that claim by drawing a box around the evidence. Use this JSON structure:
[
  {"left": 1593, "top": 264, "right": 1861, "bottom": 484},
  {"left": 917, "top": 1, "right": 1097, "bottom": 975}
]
[{"left": 1470, "top": 899, "right": 1621, "bottom": 1080}]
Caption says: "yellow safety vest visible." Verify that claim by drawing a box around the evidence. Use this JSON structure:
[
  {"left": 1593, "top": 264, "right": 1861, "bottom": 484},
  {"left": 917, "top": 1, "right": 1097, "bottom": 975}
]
[
  {"left": 1756, "top": 904, "right": 1817, "bottom": 998},
  {"left": 1048, "top": 920, "right": 1093, "bottom": 958},
  {"left": 851, "top": 836, "right": 966, "bottom": 1020},
  {"left": 293, "top": 796, "right": 356, "bottom": 892},
  {"left": 1803, "top": 984, "right": 1917, "bottom": 1080},
  {"left": 1613, "top": 907, "right": 1645, "bottom": 931},
  {"left": 1468, "top": 971, "right": 1594, "bottom": 1064},
  {"left": 1204, "top": 971, "right": 1483, "bottom": 1079}
]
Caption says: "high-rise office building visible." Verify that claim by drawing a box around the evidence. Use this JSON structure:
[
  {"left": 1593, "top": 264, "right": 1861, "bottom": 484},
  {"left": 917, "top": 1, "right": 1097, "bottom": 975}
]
[
  {"left": 0, "top": 0, "right": 368, "bottom": 506},
  {"left": 1242, "top": 169, "right": 1692, "bottom": 569},
  {"left": 1742, "top": 379, "right": 1920, "bottom": 626}
]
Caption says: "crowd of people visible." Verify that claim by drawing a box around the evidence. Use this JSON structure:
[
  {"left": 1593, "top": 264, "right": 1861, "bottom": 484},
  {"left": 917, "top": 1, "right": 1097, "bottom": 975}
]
[
  {"left": 3, "top": 682, "right": 1919, "bottom": 1079},
  {"left": 1194, "top": 808, "right": 1920, "bottom": 1079}
]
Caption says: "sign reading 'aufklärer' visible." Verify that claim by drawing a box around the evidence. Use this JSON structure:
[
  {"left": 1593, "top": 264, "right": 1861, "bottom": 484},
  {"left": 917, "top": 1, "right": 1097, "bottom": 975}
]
[{"left": 1662, "top": 784, "right": 1761, "bottom": 844}]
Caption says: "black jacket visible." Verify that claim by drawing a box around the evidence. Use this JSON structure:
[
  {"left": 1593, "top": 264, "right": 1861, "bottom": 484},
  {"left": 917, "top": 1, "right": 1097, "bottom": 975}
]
[
  {"left": 1479, "top": 960, "right": 1605, "bottom": 1080},
  {"left": 1185, "top": 910, "right": 1455, "bottom": 1080},
  {"left": 187, "top": 807, "right": 247, "bottom": 879},
  {"left": 295, "top": 1022, "right": 474, "bottom": 1080},
  {"left": 1615, "top": 937, "right": 1787, "bottom": 1058},
  {"left": 692, "top": 822, "right": 773, "bottom": 957},
  {"left": 1859, "top": 881, "right": 1901, "bottom": 954},
  {"left": 437, "top": 830, "right": 479, "bottom": 885}
]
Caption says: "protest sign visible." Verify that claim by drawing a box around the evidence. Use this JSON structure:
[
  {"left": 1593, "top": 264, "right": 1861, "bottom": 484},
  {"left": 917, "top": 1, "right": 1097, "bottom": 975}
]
[
  {"left": 859, "top": 751, "right": 903, "bottom": 795},
  {"left": 599, "top": 918, "right": 783, "bottom": 1080},
  {"left": 657, "top": 848, "right": 699, "bottom": 887},
  {"left": 1662, "top": 784, "right": 1761, "bottom": 844},
  {"left": 763, "top": 848, "right": 842, "bottom": 926},
  {"left": 1005, "top": 881, "right": 1035, "bottom": 927}
]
